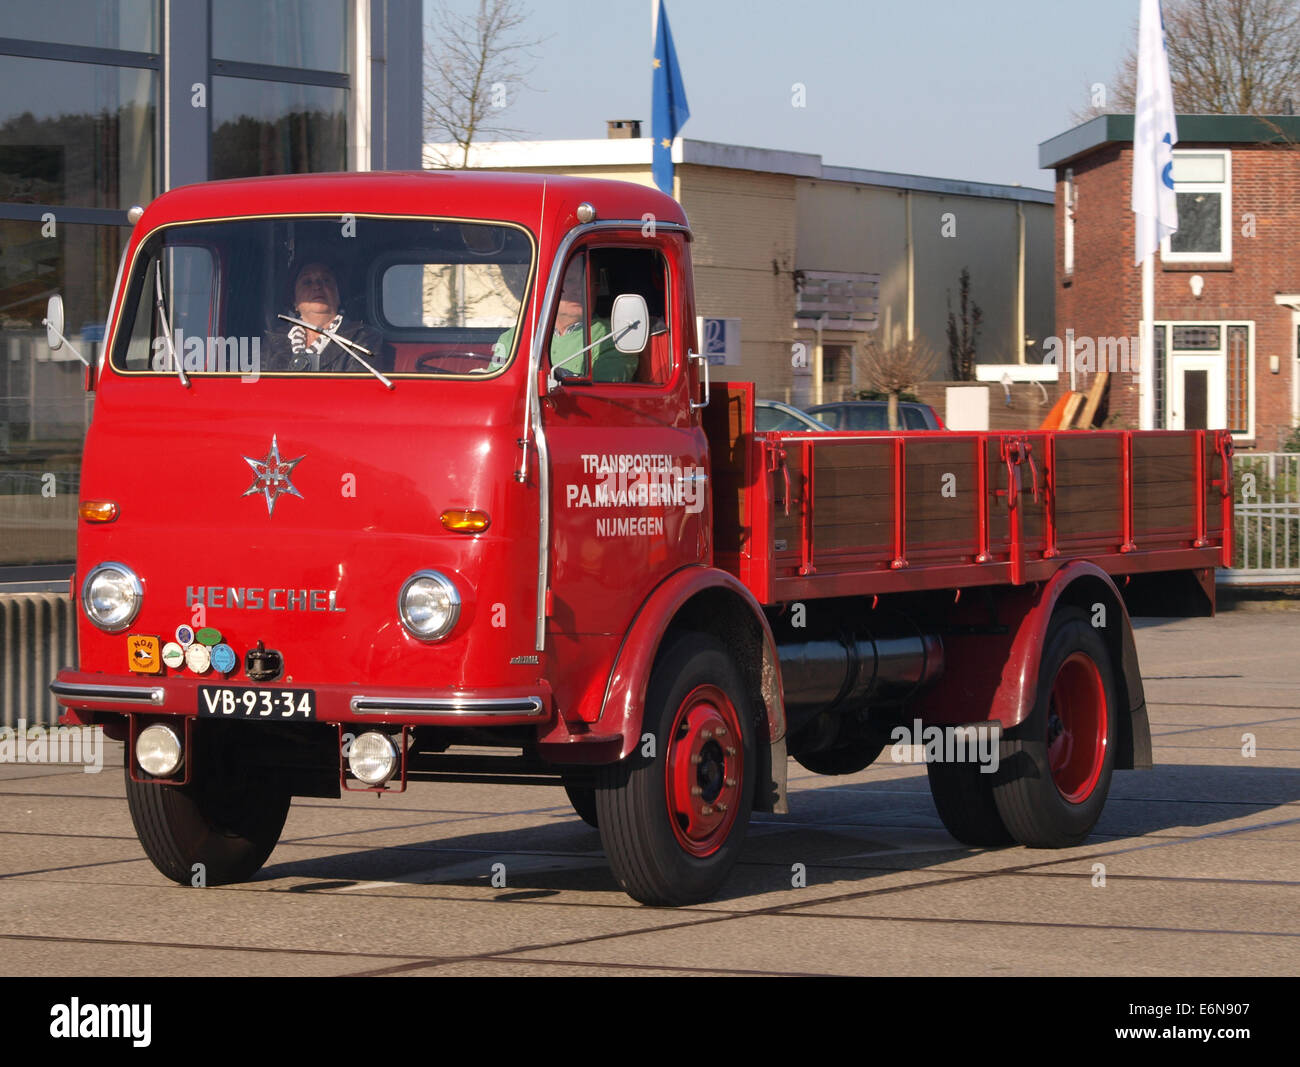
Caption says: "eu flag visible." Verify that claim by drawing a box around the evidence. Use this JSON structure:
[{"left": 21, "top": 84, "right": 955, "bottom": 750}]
[{"left": 652, "top": 1, "right": 689, "bottom": 196}]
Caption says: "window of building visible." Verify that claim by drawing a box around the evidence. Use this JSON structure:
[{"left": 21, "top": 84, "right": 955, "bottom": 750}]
[
  {"left": 0, "top": 12, "right": 159, "bottom": 569},
  {"left": 211, "top": 78, "right": 347, "bottom": 179},
  {"left": 211, "top": 0, "right": 349, "bottom": 72},
  {"left": 1162, "top": 151, "right": 1231, "bottom": 264},
  {"left": 1063, "top": 167, "right": 1075, "bottom": 276},
  {"left": 209, "top": 0, "right": 352, "bottom": 179}
]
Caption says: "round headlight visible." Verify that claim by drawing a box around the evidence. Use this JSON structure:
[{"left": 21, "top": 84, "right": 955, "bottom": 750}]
[
  {"left": 81, "top": 562, "right": 143, "bottom": 632},
  {"left": 398, "top": 570, "right": 461, "bottom": 641},
  {"left": 348, "top": 731, "right": 399, "bottom": 785},
  {"left": 136, "top": 724, "right": 182, "bottom": 777}
]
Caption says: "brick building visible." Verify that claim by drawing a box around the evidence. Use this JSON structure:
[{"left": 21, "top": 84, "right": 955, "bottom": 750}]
[{"left": 1039, "top": 115, "right": 1300, "bottom": 450}]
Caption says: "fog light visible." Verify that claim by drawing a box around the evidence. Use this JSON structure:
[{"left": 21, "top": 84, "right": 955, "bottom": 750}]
[
  {"left": 348, "top": 731, "right": 399, "bottom": 785},
  {"left": 136, "top": 724, "right": 182, "bottom": 777}
]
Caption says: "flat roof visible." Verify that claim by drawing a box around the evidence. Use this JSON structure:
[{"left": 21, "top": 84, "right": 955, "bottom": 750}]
[
  {"left": 1039, "top": 114, "right": 1300, "bottom": 170},
  {"left": 429, "top": 137, "right": 1054, "bottom": 203}
]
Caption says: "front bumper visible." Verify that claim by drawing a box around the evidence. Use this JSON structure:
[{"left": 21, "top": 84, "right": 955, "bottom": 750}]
[{"left": 52, "top": 669, "right": 552, "bottom": 728}]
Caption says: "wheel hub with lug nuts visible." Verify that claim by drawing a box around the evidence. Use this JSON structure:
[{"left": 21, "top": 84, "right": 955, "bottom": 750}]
[
  {"left": 1048, "top": 651, "right": 1107, "bottom": 804},
  {"left": 665, "top": 684, "right": 744, "bottom": 857}
]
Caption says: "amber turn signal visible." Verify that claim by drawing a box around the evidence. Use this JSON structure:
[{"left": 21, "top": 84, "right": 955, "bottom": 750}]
[
  {"left": 79, "top": 501, "right": 119, "bottom": 523},
  {"left": 440, "top": 508, "right": 490, "bottom": 533}
]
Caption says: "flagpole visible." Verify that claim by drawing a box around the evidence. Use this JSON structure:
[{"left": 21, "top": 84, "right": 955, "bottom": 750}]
[
  {"left": 1141, "top": 252, "right": 1154, "bottom": 430},
  {"left": 1132, "top": 0, "right": 1178, "bottom": 432}
]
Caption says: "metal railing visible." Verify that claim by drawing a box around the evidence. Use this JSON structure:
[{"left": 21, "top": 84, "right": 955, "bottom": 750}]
[{"left": 1222, "top": 452, "right": 1300, "bottom": 584}]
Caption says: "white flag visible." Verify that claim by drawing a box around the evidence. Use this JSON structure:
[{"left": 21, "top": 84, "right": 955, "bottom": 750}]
[{"left": 1132, "top": 0, "right": 1179, "bottom": 264}]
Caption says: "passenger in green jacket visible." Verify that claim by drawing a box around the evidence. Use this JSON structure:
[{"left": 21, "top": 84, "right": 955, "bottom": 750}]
[{"left": 495, "top": 258, "right": 637, "bottom": 382}]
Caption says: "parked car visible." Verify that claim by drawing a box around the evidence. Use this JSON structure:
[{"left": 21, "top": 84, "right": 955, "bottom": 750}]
[
  {"left": 805, "top": 400, "right": 945, "bottom": 431},
  {"left": 754, "top": 398, "right": 834, "bottom": 432}
]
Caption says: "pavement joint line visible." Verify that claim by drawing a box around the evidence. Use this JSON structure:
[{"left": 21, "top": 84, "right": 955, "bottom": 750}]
[
  {"left": 340, "top": 954, "right": 828, "bottom": 978},
  {"left": 773, "top": 911, "right": 1300, "bottom": 938},
  {"left": 0, "top": 931, "right": 434, "bottom": 962},
  {"left": 1146, "top": 702, "right": 1300, "bottom": 711}
]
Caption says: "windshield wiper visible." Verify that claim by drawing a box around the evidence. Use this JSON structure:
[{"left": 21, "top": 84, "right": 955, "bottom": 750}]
[
  {"left": 154, "top": 265, "right": 188, "bottom": 388},
  {"left": 277, "top": 314, "right": 394, "bottom": 390}
]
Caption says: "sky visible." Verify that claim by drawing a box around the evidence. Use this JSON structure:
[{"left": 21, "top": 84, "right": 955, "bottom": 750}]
[{"left": 424, "top": 0, "right": 1145, "bottom": 190}]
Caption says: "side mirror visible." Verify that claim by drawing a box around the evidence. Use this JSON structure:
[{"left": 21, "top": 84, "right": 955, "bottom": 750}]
[
  {"left": 44, "top": 295, "right": 64, "bottom": 351},
  {"left": 610, "top": 293, "right": 649, "bottom": 354},
  {"left": 42, "top": 293, "right": 92, "bottom": 381}
]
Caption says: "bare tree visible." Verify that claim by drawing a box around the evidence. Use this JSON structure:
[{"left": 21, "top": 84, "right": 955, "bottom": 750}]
[
  {"left": 856, "top": 336, "right": 939, "bottom": 430},
  {"left": 945, "top": 267, "right": 983, "bottom": 382},
  {"left": 424, "top": 0, "right": 545, "bottom": 169},
  {"left": 1075, "top": 0, "right": 1300, "bottom": 120}
]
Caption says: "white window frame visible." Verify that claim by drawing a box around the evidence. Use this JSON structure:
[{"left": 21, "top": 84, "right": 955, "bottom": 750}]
[
  {"left": 1156, "top": 319, "right": 1254, "bottom": 439},
  {"left": 1063, "top": 167, "right": 1075, "bottom": 276},
  {"left": 1161, "top": 150, "right": 1232, "bottom": 265}
]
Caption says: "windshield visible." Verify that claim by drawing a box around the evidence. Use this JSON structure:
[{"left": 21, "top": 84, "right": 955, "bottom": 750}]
[{"left": 110, "top": 216, "right": 534, "bottom": 379}]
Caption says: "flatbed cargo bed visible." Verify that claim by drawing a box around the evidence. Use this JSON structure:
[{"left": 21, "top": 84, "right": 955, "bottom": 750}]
[{"left": 707, "top": 383, "right": 1232, "bottom": 604}]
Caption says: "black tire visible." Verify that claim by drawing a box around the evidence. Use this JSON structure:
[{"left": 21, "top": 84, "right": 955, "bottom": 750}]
[
  {"left": 596, "top": 632, "right": 756, "bottom": 906},
  {"left": 992, "top": 606, "right": 1119, "bottom": 848},
  {"left": 794, "top": 732, "right": 886, "bottom": 776},
  {"left": 927, "top": 758, "right": 1014, "bottom": 846},
  {"left": 125, "top": 730, "right": 291, "bottom": 886},
  {"left": 562, "top": 778, "right": 599, "bottom": 828}
]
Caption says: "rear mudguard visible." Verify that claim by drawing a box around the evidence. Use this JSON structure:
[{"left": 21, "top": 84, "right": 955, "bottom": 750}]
[{"left": 910, "top": 561, "right": 1151, "bottom": 770}]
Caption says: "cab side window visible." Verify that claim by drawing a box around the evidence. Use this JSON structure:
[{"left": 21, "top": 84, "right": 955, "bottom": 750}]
[
  {"left": 589, "top": 246, "right": 672, "bottom": 385},
  {"left": 546, "top": 246, "right": 672, "bottom": 386}
]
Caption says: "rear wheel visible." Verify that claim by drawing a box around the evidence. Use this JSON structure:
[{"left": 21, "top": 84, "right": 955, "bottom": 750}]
[
  {"left": 927, "top": 758, "right": 1013, "bottom": 846},
  {"left": 596, "top": 632, "right": 756, "bottom": 906},
  {"left": 992, "top": 606, "right": 1118, "bottom": 847},
  {"left": 125, "top": 727, "right": 291, "bottom": 886}
]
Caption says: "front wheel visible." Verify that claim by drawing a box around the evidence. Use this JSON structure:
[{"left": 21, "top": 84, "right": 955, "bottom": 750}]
[
  {"left": 992, "top": 606, "right": 1118, "bottom": 847},
  {"left": 125, "top": 728, "right": 291, "bottom": 886},
  {"left": 596, "top": 632, "right": 756, "bottom": 906}
]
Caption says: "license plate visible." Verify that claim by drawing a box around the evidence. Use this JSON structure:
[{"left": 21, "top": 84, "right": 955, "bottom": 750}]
[{"left": 198, "top": 686, "right": 316, "bottom": 721}]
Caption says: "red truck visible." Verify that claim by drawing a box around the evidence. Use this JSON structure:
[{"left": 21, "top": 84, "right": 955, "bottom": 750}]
[{"left": 50, "top": 171, "right": 1232, "bottom": 905}]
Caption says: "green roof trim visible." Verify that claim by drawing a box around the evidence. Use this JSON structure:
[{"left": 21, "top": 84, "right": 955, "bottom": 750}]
[{"left": 1039, "top": 114, "right": 1300, "bottom": 170}]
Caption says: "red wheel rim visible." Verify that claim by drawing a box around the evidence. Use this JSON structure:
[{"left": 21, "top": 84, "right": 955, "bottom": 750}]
[
  {"left": 1047, "top": 652, "right": 1107, "bottom": 803},
  {"left": 664, "top": 684, "right": 744, "bottom": 857}
]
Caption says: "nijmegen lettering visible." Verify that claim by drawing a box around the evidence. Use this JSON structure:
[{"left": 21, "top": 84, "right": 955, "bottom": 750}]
[{"left": 596, "top": 516, "right": 666, "bottom": 537}]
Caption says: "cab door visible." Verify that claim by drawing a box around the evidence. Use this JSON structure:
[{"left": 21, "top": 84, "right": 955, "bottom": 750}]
[{"left": 542, "top": 234, "right": 708, "bottom": 641}]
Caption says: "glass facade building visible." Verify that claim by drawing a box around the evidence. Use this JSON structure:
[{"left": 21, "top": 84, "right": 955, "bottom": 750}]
[{"left": 0, "top": 0, "right": 420, "bottom": 579}]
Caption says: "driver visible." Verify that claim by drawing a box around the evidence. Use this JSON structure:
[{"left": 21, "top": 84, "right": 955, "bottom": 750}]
[{"left": 266, "top": 260, "right": 387, "bottom": 373}]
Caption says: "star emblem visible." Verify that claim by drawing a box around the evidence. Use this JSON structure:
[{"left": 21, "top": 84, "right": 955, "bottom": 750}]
[
  {"left": 652, "top": 57, "right": 661, "bottom": 68},
  {"left": 241, "top": 434, "right": 304, "bottom": 515},
  {"left": 660, "top": 137, "right": 671, "bottom": 149}
]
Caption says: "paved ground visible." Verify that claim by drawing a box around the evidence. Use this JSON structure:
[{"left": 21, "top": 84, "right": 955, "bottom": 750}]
[{"left": 1, "top": 610, "right": 1296, "bottom": 977}]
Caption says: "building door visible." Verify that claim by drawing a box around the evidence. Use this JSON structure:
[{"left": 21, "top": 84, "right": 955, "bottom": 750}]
[{"left": 1167, "top": 354, "right": 1225, "bottom": 430}]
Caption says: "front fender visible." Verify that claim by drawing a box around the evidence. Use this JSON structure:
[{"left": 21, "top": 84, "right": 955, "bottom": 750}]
[{"left": 599, "top": 566, "right": 786, "bottom": 763}]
